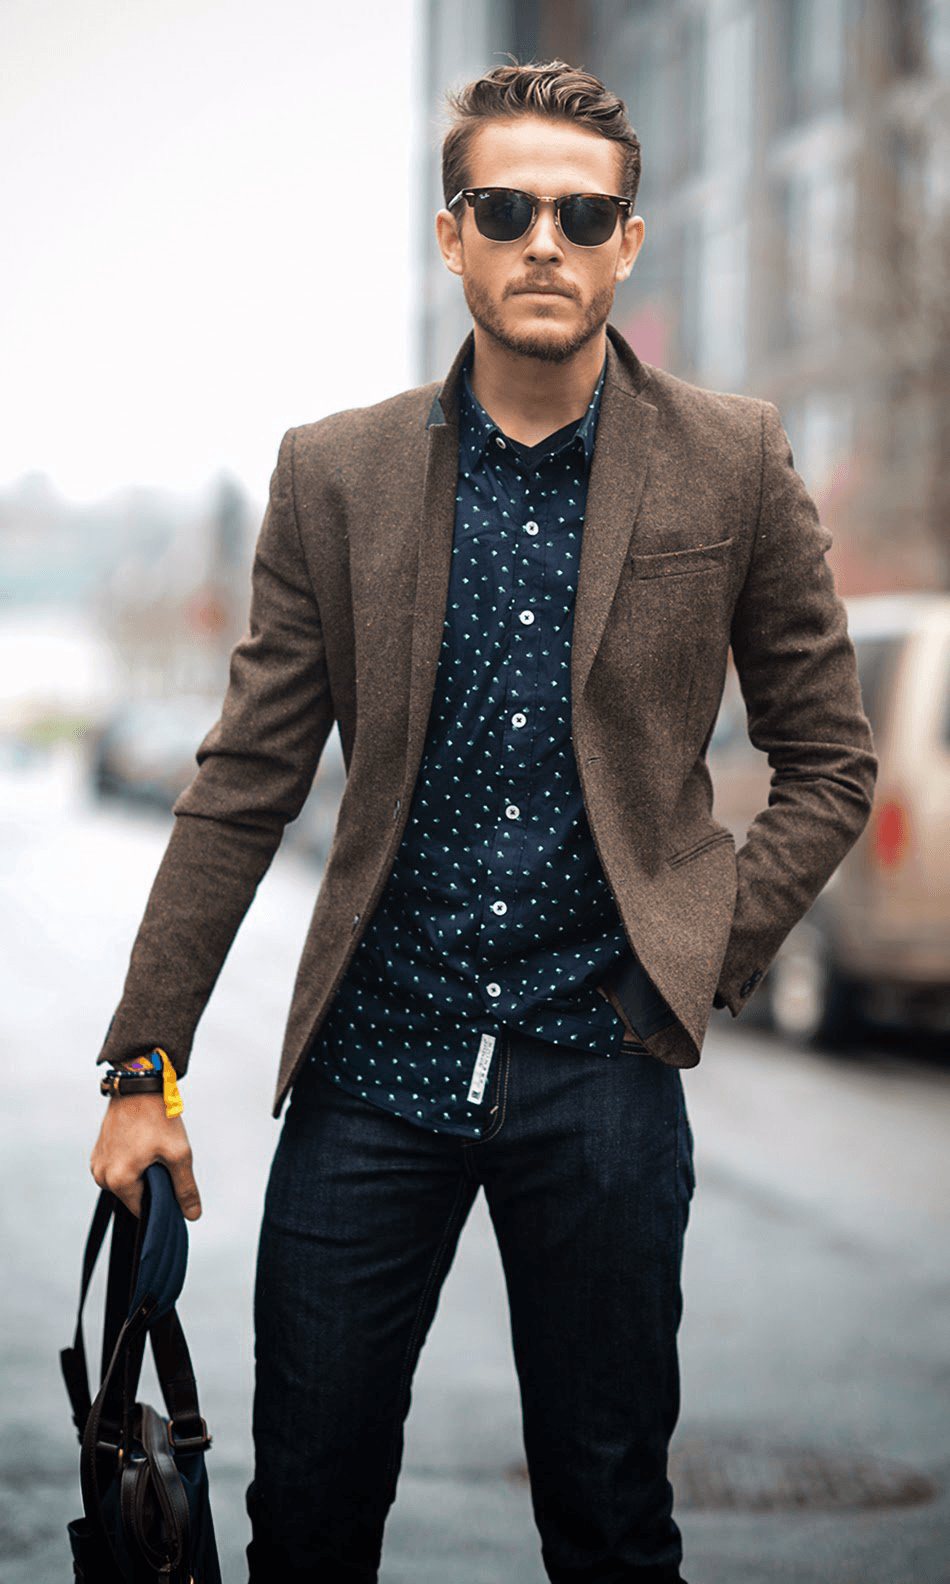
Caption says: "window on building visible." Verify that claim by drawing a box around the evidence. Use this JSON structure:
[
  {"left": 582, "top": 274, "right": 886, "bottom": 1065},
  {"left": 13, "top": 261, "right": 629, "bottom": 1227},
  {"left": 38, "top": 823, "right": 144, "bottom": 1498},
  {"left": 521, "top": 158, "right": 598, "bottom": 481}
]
[
  {"left": 784, "top": 391, "right": 854, "bottom": 503},
  {"left": 672, "top": 213, "right": 703, "bottom": 374},
  {"left": 706, "top": 7, "right": 754, "bottom": 168},
  {"left": 777, "top": 166, "right": 853, "bottom": 346},
  {"left": 669, "top": 9, "right": 706, "bottom": 180},
  {"left": 888, "top": 0, "right": 926, "bottom": 75},
  {"left": 786, "top": 0, "right": 849, "bottom": 122},
  {"left": 616, "top": 35, "right": 659, "bottom": 202},
  {"left": 880, "top": 370, "right": 929, "bottom": 483},
  {"left": 923, "top": 0, "right": 950, "bottom": 77},
  {"left": 698, "top": 218, "right": 748, "bottom": 388},
  {"left": 886, "top": 127, "right": 925, "bottom": 314}
]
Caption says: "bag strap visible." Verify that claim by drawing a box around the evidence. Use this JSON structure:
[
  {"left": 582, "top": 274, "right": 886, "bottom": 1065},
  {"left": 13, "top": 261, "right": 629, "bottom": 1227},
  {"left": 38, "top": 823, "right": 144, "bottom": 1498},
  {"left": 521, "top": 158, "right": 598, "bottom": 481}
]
[
  {"left": 81, "top": 1311, "right": 206, "bottom": 1584},
  {"left": 64, "top": 1194, "right": 210, "bottom": 1447},
  {"left": 101, "top": 1195, "right": 142, "bottom": 1375},
  {"left": 150, "top": 1308, "right": 212, "bottom": 1454},
  {"left": 120, "top": 1403, "right": 190, "bottom": 1578},
  {"left": 60, "top": 1189, "right": 115, "bottom": 1438}
]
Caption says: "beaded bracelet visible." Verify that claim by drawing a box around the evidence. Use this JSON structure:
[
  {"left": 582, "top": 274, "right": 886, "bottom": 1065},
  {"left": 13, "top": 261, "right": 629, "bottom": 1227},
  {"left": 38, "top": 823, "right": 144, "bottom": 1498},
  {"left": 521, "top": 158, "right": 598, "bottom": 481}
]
[
  {"left": 100, "top": 1048, "right": 183, "bottom": 1118},
  {"left": 100, "top": 1068, "right": 164, "bottom": 1098}
]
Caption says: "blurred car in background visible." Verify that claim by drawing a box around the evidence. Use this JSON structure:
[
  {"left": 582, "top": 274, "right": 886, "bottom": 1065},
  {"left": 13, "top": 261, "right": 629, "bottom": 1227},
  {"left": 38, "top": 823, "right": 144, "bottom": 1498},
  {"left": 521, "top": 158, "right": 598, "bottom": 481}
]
[
  {"left": 91, "top": 697, "right": 219, "bottom": 809},
  {"left": 709, "top": 593, "right": 950, "bottom": 1044},
  {"left": 91, "top": 697, "right": 346, "bottom": 863}
]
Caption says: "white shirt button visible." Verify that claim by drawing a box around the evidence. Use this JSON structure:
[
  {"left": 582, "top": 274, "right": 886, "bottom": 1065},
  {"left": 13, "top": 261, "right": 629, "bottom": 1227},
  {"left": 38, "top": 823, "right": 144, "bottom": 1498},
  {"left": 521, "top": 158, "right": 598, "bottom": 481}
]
[
  {"left": 525, "top": 521, "right": 540, "bottom": 536},
  {"left": 511, "top": 712, "right": 527, "bottom": 728},
  {"left": 486, "top": 982, "right": 501, "bottom": 998},
  {"left": 518, "top": 610, "right": 535, "bottom": 626},
  {"left": 491, "top": 901, "right": 507, "bottom": 915},
  {"left": 494, "top": 436, "right": 507, "bottom": 450},
  {"left": 505, "top": 804, "right": 520, "bottom": 820}
]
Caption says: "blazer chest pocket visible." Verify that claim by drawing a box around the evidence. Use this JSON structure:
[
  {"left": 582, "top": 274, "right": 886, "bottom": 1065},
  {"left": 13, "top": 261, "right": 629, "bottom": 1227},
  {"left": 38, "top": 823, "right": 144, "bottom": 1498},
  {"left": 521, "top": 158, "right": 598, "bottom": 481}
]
[{"left": 630, "top": 536, "right": 734, "bottom": 580}]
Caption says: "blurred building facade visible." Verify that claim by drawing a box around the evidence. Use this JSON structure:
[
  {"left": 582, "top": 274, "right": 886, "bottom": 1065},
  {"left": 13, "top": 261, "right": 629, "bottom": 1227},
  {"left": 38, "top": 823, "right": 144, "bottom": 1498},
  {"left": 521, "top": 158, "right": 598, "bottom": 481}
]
[
  {"left": 0, "top": 472, "right": 258, "bottom": 736},
  {"left": 422, "top": 0, "right": 950, "bottom": 591}
]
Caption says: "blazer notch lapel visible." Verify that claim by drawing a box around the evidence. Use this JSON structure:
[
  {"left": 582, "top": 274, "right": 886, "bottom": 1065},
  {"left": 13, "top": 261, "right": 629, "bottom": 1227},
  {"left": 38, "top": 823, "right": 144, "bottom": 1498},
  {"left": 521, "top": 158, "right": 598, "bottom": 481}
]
[
  {"left": 573, "top": 383, "right": 657, "bottom": 699},
  {"left": 404, "top": 420, "right": 458, "bottom": 781}
]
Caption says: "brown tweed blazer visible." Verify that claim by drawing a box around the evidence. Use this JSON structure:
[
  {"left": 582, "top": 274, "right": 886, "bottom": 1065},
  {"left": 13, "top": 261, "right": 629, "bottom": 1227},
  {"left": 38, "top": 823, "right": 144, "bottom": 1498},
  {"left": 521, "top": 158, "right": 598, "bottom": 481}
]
[{"left": 99, "top": 328, "right": 876, "bottom": 1113}]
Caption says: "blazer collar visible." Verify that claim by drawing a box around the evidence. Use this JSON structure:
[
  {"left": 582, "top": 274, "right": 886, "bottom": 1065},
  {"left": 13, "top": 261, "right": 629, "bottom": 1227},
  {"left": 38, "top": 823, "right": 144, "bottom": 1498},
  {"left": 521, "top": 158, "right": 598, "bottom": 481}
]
[
  {"left": 426, "top": 332, "right": 474, "bottom": 432},
  {"left": 571, "top": 328, "right": 658, "bottom": 700},
  {"left": 408, "top": 326, "right": 658, "bottom": 774},
  {"left": 404, "top": 339, "right": 470, "bottom": 787},
  {"left": 425, "top": 324, "right": 653, "bottom": 429}
]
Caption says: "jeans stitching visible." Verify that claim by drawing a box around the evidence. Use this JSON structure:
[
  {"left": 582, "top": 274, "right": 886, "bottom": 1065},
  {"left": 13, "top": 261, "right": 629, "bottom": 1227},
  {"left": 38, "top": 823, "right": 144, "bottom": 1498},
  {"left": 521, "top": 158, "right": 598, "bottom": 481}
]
[{"left": 466, "top": 1042, "right": 511, "bottom": 1146}]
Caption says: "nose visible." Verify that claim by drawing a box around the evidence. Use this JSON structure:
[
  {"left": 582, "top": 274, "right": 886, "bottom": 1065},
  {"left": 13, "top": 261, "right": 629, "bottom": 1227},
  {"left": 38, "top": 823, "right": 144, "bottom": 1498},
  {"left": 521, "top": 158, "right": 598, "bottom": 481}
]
[{"left": 524, "top": 197, "right": 564, "bottom": 260}]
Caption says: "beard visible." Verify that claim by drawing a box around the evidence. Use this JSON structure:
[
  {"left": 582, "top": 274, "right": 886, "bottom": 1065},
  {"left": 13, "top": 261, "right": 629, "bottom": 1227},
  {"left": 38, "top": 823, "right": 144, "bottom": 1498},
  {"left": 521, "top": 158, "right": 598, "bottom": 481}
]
[{"left": 462, "top": 275, "right": 616, "bottom": 364}]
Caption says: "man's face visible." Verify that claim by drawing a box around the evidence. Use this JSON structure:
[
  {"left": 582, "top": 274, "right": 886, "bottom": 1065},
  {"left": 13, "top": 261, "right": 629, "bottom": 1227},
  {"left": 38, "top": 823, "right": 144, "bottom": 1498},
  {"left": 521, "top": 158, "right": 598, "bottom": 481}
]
[{"left": 437, "top": 115, "right": 644, "bottom": 364}]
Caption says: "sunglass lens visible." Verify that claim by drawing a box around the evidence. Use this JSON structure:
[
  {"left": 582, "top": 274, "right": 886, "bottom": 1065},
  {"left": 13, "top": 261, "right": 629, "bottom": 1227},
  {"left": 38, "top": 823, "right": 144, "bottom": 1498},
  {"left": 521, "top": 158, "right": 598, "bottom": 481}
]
[
  {"left": 560, "top": 196, "right": 618, "bottom": 246},
  {"left": 472, "top": 189, "right": 535, "bottom": 242}
]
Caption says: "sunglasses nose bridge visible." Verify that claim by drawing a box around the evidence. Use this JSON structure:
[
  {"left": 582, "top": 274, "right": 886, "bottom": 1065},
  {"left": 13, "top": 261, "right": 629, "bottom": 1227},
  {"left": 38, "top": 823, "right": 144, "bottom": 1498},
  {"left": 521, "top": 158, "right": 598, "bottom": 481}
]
[{"left": 523, "top": 195, "right": 564, "bottom": 249}]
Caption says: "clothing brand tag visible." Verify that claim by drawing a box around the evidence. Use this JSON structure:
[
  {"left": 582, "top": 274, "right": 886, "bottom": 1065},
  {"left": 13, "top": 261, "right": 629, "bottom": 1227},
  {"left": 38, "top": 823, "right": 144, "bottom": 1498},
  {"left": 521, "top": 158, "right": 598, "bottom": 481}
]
[{"left": 467, "top": 1034, "right": 496, "bottom": 1106}]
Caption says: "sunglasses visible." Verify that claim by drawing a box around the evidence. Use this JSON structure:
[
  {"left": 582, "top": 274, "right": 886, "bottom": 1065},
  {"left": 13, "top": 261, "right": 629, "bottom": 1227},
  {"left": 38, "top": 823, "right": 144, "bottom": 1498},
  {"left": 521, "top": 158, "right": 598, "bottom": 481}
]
[{"left": 449, "top": 187, "right": 633, "bottom": 248}]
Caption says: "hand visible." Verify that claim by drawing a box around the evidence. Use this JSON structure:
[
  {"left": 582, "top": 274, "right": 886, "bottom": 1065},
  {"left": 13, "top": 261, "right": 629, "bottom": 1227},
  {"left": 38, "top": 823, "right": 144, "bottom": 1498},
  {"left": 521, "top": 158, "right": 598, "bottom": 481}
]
[{"left": 90, "top": 1091, "right": 202, "bottom": 1221}]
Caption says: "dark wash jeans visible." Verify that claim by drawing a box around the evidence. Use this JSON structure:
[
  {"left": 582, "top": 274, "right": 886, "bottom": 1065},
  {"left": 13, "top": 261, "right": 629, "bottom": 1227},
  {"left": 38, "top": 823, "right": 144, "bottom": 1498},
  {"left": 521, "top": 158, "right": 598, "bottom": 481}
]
[{"left": 247, "top": 1034, "right": 694, "bottom": 1583}]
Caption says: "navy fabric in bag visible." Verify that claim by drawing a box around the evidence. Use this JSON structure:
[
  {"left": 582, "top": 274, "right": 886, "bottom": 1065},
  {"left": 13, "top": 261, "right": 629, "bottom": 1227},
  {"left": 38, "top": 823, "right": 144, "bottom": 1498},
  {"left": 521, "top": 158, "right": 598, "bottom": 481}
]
[{"left": 61, "top": 1164, "right": 221, "bottom": 1583}]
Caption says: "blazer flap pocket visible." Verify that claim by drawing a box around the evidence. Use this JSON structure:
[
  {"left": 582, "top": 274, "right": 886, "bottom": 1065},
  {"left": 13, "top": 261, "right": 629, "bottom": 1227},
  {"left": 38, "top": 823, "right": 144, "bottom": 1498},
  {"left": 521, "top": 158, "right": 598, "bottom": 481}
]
[{"left": 630, "top": 536, "right": 734, "bottom": 580}]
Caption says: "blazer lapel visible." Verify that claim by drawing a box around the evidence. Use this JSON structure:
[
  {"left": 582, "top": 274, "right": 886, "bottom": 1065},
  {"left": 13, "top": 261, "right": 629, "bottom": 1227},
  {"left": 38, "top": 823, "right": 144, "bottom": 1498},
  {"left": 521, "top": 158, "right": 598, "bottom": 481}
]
[
  {"left": 402, "top": 330, "right": 657, "bottom": 778},
  {"left": 403, "top": 338, "right": 470, "bottom": 786},
  {"left": 572, "top": 339, "right": 657, "bottom": 702}
]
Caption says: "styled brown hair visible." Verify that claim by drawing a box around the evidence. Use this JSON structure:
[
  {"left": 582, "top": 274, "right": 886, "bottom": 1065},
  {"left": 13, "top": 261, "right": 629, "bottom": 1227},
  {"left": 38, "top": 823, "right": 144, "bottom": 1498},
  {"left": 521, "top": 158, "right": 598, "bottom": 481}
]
[{"left": 442, "top": 60, "right": 642, "bottom": 210}]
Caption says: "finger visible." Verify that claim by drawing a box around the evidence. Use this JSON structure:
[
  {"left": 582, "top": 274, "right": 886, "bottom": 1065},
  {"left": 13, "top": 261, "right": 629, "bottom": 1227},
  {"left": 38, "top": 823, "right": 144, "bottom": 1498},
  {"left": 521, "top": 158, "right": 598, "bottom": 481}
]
[
  {"left": 167, "top": 1158, "right": 202, "bottom": 1221},
  {"left": 94, "top": 1168, "right": 145, "bottom": 1219},
  {"left": 115, "top": 1176, "right": 145, "bottom": 1219}
]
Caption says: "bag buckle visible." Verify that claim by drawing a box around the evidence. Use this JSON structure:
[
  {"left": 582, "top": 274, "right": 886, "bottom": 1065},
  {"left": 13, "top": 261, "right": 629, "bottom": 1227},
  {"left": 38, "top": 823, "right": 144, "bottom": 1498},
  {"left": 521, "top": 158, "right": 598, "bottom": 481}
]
[
  {"left": 167, "top": 1416, "right": 212, "bottom": 1455},
  {"left": 94, "top": 1417, "right": 124, "bottom": 1457}
]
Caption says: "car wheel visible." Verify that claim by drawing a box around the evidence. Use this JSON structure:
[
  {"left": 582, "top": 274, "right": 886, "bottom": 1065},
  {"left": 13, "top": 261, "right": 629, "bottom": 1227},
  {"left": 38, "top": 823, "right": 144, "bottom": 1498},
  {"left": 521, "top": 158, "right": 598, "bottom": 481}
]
[{"left": 767, "top": 923, "right": 855, "bottom": 1047}]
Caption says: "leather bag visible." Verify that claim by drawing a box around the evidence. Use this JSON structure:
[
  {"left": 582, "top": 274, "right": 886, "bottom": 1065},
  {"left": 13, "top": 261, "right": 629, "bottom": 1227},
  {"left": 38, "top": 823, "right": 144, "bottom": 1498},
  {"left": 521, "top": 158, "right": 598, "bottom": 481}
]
[{"left": 61, "top": 1164, "right": 221, "bottom": 1583}]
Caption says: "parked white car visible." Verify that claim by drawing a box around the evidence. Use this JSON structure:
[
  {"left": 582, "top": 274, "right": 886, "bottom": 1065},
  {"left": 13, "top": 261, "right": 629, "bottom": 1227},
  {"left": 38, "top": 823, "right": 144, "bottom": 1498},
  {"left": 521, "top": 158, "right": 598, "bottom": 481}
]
[{"left": 709, "top": 594, "right": 950, "bottom": 1043}]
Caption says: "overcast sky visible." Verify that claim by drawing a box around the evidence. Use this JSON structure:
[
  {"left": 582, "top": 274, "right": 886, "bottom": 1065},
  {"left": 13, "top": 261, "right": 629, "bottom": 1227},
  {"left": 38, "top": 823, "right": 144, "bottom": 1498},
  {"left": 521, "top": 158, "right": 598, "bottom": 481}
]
[{"left": 1, "top": 0, "right": 421, "bottom": 503}]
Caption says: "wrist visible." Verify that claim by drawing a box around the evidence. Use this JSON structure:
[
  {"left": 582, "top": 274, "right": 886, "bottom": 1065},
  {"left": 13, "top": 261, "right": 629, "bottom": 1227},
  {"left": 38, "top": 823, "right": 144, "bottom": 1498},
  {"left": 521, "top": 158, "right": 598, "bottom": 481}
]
[
  {"left": 99, "top": 1049, "right": 183, "bottom": 1118},
  {"left": 100, "top": 1067, "right": 164, "bottom": 1098}
]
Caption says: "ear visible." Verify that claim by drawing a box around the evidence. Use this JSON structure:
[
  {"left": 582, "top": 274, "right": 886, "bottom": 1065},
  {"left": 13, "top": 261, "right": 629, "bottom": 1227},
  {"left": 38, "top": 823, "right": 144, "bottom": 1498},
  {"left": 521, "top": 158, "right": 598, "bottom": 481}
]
[
  {"left": 614, "top": 216, "right": 645, "bottom": 284},
  {"left": 436, "top": 208, "right": 465, "bottom": 278}
]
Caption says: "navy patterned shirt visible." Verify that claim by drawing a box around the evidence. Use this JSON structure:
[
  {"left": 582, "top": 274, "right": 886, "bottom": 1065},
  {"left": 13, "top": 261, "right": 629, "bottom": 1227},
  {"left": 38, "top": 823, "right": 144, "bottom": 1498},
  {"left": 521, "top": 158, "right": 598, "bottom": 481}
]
[{"left": 316, "top": 364, "right": 633, "bottom": 1137}]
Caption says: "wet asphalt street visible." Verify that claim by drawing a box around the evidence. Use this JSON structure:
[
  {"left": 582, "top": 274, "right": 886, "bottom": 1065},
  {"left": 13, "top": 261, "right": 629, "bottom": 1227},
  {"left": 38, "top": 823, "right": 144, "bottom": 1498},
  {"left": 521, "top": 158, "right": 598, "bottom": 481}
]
[{"left": 1, "top": 753, "right": 948, "bottom": 1583}]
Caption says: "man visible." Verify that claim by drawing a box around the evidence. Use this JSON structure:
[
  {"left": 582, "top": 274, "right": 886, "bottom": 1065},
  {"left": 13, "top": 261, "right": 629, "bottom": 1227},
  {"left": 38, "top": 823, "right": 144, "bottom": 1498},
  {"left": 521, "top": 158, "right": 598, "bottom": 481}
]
[{"left": 91, "top": 60, "right": 876, "bottom": 1583}]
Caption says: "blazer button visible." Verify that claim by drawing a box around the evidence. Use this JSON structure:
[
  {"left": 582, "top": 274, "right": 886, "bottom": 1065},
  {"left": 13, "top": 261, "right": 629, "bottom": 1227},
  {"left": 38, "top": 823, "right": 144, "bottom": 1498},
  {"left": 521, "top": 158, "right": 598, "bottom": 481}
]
[
  {"left": 351, "top": 914, "right": 361, "bottom": 931},
  {"left": 740, "top": 970, "right": 762, "bottom": 998}
]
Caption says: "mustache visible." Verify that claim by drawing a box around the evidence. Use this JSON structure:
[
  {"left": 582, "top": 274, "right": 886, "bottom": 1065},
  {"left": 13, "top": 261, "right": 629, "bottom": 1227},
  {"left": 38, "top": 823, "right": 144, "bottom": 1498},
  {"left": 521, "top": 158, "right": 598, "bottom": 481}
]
[{"left": 505, "top": 277, "right": 580, "bottom": 300}]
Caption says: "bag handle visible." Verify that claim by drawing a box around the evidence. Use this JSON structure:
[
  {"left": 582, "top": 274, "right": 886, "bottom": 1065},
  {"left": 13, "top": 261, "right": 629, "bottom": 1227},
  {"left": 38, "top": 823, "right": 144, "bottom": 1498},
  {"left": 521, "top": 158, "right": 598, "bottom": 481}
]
[
  {"left": 60, "top": 1189, "right": 117, "bottom": 1438},
  {"left": 65, "top": 1180, "right": 211, "bottom": 1583},
  {"left": 61, "top": 1190, "right": 151, "bottom": 1439},
  {"left": 119, "top": 1404, "right": 191, "bottom": 1575},
  {"left": 62, "top": 1169, "right": 203, "bottom": 1442}
]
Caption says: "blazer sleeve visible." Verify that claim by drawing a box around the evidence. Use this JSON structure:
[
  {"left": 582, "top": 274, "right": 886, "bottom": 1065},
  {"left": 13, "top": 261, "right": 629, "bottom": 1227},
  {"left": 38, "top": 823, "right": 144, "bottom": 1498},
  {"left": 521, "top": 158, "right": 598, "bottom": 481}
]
[
  {"left": 716, "top": 401, "right": 877, "bottom": 1012},
  {"left": 97, "top": 428, "right": 336, "bottom": 1074}
]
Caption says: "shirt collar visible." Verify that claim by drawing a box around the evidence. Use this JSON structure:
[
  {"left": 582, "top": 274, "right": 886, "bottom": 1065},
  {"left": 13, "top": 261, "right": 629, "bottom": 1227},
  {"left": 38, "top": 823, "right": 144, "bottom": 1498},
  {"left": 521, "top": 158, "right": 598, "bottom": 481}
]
[{"left": 458, "top": 358, "right": 606, "bottom": 471}]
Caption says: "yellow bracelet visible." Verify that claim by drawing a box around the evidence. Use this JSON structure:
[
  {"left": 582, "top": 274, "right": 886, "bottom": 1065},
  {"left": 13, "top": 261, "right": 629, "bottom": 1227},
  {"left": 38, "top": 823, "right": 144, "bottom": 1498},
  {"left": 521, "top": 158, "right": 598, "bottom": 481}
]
[{"left": 155, "top": 1049, "right": 183, "bottom": 1119}]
